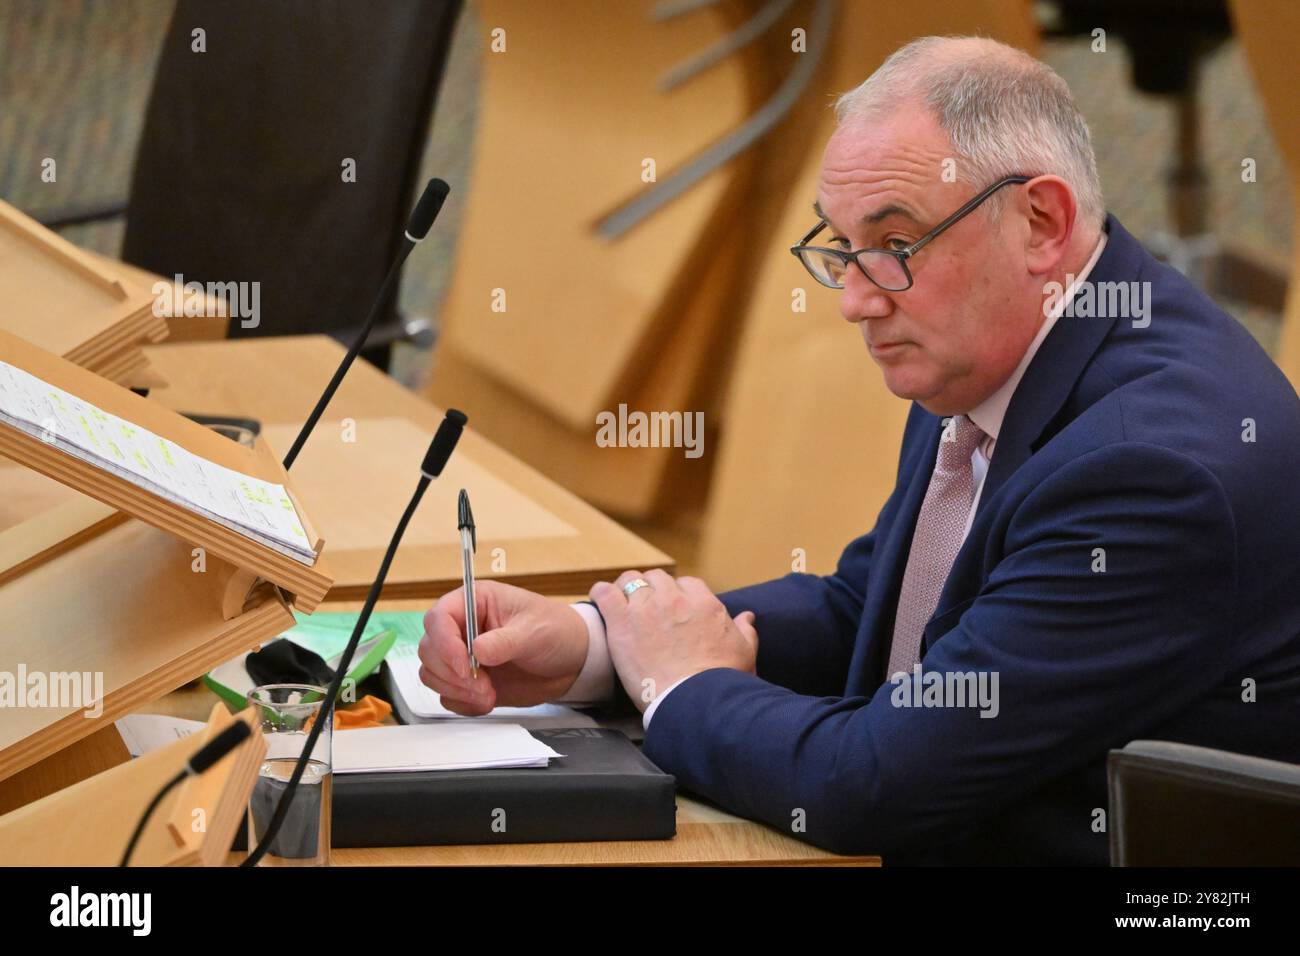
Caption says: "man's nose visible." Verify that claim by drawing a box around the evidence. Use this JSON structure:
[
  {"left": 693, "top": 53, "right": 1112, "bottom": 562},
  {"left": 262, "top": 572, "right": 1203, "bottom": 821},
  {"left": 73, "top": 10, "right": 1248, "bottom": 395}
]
[{"left": 838, "top": 263, "right": 894, "bottom": 323}]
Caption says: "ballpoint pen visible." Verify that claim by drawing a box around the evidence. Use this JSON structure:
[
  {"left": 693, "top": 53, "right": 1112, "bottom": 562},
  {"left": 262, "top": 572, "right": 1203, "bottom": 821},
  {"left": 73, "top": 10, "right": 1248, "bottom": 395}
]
[{"left": 458, "top": 488, "right": 479, "bottom": 678}]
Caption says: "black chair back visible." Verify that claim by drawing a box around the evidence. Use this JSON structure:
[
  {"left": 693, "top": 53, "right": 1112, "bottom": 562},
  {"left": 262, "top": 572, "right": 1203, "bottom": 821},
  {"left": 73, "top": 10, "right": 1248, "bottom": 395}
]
[
  {"left": 123, "top": 0, "right": 463, "bottom": 345},
  {"left": 1109, "top": 740, "right": 1300, "bottom": 865}
]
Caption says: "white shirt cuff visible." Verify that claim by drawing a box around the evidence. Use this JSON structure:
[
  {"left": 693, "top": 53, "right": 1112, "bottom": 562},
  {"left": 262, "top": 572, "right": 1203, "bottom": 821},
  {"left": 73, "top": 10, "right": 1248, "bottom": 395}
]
[
  {"left": 556, "top": 602, "right": 615, "bottom": 704},
  {"left": 642, "top": 676, "right": 689, "bottom": 730}
]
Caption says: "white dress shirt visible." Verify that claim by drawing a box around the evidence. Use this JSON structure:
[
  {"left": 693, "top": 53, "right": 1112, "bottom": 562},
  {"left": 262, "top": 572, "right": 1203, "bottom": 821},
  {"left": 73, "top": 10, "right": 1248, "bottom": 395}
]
[{"left": 561, "top": 231, "right": 1109, "bottom": 728}]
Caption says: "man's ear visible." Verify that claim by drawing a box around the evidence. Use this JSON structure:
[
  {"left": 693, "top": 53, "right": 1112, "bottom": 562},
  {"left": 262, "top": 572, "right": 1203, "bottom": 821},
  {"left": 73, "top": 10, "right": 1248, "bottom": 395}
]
[{"left": 1021, "top": 176, "right": 1076, "bottom": 276}]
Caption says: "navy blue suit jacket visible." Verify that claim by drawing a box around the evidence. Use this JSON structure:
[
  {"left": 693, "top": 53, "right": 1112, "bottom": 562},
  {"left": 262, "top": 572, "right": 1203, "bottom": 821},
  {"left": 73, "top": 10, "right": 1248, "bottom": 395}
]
[{"left": 642, "top": 215, "right": 1300, "bottom": 864}]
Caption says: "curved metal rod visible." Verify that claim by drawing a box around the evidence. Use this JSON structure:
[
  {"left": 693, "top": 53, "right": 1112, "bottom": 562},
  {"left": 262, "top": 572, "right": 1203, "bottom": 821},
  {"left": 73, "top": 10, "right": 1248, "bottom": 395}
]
[
  {"left": 658, "top": 0, "right": 800, "bottom": 93},
  {"left": 650, "top": 0, "right": 725, "bottom": 22},
  {"left": 596, "top": 0, "right": 835, "bottom": 241}
]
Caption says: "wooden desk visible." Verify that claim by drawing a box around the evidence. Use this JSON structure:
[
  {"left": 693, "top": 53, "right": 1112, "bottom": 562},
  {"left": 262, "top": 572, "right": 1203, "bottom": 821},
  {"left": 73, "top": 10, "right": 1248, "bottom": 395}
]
[
  {"left": 0, "top": 334, "right": 672, "bottom": 816},
  {"left": 170, "top": 597, "right": 875, "bottom": 867},
  {"left": 0, "top": 333, "right": 872, "bottom": 863},
  {"left": 148, "top": 337, "right": 674, "bottom": 599},
  {"left": 0, "top": 336, "right": 674, "bottom": 599}
]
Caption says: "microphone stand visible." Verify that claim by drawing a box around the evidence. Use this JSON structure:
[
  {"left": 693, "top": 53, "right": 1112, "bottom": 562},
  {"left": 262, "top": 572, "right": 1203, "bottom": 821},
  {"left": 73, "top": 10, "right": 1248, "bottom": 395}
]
[{"left": 242, "top": 411, "right": 466, "bottom": 867}]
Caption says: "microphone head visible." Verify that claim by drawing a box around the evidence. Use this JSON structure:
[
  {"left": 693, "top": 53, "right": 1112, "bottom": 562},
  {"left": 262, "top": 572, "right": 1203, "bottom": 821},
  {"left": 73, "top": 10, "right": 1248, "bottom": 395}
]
[
  {"left": 188, "top": 721, "right": 251, "bottom": 775},
  {"left": 407, "top": 178, "right": 451, "bottom": 241},
  {"left": 422, "top": 409, "right": 467, "bottom": 478}
]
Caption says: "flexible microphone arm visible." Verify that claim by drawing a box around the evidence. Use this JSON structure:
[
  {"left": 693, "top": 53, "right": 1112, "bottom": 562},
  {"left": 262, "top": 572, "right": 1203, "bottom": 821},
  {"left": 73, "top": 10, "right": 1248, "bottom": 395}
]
[
  {"left": 243, "top": 409, "right": 467, "bottom": 867},
  {"left": 281, "top": 177, "right": 451, "bottom": 471}
]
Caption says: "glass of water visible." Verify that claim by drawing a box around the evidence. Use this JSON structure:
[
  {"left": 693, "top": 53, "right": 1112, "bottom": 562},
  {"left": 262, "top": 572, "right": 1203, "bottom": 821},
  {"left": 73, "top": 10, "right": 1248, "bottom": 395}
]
[{"left": 245, "top": 684, "right": 332, "bottom": 867}]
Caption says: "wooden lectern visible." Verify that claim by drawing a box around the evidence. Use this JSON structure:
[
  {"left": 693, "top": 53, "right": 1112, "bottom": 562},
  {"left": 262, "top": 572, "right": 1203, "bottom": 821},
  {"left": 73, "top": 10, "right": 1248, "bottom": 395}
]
[
  {"left": 0, "top": 198, "right": 168, "bottom": 384},
  {"left": 0, "top": 328, "right": 332, "bottom": 817}
]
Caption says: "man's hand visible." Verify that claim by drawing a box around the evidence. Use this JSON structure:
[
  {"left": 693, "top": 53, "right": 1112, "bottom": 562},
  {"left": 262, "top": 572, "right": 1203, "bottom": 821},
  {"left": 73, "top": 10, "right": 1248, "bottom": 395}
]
[
  {"left": 591, "top": 569, "right": 758, "bottom": 714},
  {"left": 419, "top": 580, "right": 589, "bottom": 715}
]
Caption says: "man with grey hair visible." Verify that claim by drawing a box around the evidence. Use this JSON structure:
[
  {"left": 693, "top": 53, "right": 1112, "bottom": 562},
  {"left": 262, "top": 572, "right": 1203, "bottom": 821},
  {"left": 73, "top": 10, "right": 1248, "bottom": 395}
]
[{"left": 420, "top": 36, "right": 1300, "bottom": 863}]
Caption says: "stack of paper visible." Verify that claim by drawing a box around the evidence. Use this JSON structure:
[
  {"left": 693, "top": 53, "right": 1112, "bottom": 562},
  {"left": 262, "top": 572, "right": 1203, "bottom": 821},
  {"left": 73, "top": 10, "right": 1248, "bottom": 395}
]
[
  {"left": 0, "top": 360, "right": 315, "bottom": 563},
  {"left": 331, "top": 722, "right": 563, "bottom": 773},
  {"left": 117, "top": 714, "right": 563, "bottom": 773}
]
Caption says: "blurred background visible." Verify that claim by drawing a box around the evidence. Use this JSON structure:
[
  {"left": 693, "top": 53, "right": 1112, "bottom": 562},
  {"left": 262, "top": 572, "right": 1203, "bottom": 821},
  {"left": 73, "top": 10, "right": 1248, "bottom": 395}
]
[{"left": 2, "top": 0, "right": 1296, "bottom": 589}]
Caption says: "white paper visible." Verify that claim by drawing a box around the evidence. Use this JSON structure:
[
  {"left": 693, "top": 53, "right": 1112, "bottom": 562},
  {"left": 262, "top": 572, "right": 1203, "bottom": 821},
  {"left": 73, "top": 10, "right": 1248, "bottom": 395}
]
[
  {"left": 386, "top": 643, "right": 597, "bottom": 726},
  {"left": 0, "top": 360, "right": 316, "bottom": 563},
  {"left": 117, "top": 713, "right": 565, "bottom": 774},
  {"left": 115, "top": 714, "right": 206, "bottom": 756},
  {"left": 331, "top": 721, "right": 563, "bottom": 774}
]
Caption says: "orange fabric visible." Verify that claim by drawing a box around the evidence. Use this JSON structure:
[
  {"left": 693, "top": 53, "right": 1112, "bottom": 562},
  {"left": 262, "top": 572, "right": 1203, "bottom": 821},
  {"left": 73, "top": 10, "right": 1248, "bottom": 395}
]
[{"left": 332, "top": 695, "right": 393, "bottom": 729}]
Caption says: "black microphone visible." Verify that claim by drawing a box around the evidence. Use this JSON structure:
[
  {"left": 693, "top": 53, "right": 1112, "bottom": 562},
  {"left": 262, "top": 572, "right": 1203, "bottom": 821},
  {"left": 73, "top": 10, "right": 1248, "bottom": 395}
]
[
  {"left": 120, "top": 720, "right": 253, "bottom": 866},
  {"left": 187, "top": 721, "right": 252, "bottom": 775},
  {"left": 423, "top": 408, "right": 466, "bottom": 477},
  {"left": 281, "top": 177, "right": 452, "bottom": 471},
  {"left": 407, "top": 177, "right": 451, "bottom": 241},
  {"left": 243, "top": 410, "right": 467, "bottom": 866}
]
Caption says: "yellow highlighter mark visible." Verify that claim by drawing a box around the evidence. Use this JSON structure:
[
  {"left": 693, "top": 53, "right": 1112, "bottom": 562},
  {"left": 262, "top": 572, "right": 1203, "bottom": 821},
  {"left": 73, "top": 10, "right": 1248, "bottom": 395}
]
[
  {"left": 239, "top": 481, "right": 273, "bottom": 506},
  {"left": 77, "top": 415, "right": 101, "bottom": 450}
]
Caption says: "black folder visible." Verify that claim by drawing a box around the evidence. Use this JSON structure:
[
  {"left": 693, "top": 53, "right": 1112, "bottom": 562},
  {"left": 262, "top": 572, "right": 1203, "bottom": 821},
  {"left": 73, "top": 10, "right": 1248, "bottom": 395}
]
[{"left": 330, "top": 727, "right": 677, "bottom": 847}]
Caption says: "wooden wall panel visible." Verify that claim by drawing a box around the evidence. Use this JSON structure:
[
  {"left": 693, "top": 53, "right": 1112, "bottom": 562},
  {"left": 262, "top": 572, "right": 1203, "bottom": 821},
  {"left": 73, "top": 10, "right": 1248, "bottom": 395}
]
[{"left": 1230, "top": 0, "right": 1300, "bottom": 388}]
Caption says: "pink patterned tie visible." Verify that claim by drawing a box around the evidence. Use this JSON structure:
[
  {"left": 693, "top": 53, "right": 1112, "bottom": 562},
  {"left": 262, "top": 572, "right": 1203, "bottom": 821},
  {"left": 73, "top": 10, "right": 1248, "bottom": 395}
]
[{"left": 886, "top": 414, "right": 986, "bottom": 679}]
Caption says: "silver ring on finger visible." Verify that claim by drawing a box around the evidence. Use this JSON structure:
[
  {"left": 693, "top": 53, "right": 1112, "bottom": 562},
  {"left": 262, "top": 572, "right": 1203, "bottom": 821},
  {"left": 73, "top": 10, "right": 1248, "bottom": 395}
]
[{"left": 623, "top": 578, "right": 653, "bottom": 598}]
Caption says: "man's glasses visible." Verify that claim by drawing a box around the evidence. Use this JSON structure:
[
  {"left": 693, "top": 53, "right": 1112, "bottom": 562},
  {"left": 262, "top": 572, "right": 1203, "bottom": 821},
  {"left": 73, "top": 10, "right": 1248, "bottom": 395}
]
[{"left": 790, "top": 175, "right": 1031, "bottom": 292}]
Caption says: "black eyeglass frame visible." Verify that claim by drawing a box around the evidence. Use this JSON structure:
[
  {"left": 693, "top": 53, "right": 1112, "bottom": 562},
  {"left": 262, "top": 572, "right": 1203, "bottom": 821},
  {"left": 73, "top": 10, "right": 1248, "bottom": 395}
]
[{"left": 790, "top": 175, "right": 1032, "bottom": 291}]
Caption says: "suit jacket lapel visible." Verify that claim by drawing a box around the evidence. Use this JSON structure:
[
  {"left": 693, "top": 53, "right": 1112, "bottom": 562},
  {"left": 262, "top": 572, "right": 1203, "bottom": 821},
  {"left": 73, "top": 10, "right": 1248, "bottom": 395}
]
[
  {"left": 849, "top": 294, "right": 1111, "bottom": 687},
  {"left": 852, "top": 215, "right": 1147, "bottom": 684}
]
